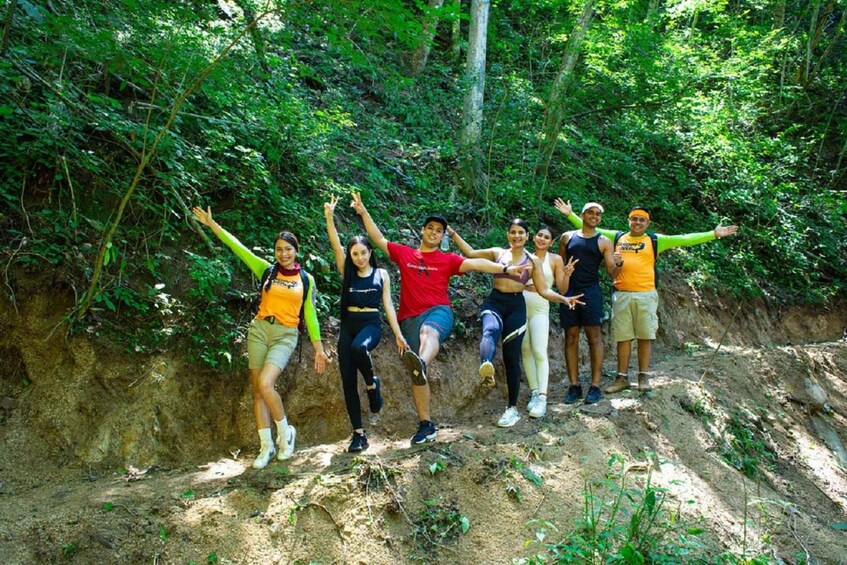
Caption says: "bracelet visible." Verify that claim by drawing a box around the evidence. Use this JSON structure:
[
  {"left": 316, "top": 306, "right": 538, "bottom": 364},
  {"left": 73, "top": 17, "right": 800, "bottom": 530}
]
[
  {"left": 502, "top": 265, "right": 509, "bottom": 274},
  {"left": 615, "top": 261, "right": 624, "bottom": 268}
]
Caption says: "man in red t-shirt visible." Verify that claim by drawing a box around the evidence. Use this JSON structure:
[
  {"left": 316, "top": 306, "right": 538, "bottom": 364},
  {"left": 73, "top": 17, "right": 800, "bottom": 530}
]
[{"left": 352, "top": 193, "right": 527, "bottom": 444}]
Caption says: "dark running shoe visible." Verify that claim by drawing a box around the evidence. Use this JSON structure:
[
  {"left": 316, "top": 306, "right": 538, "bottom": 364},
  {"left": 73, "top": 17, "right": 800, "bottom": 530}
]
[
  {"left": 348, "top": 431, "right": 369, "bottom": 453},
  {"left": 367, "top": 376, "right": 384, "bottom": 413},
  {"left": 564, "top": 384, "right": 583, "bottom": 404},
  {"left": 402, "top": 350, "right": 428, "bottom": 386},
  {"left": 584, "top": 385, "right": 602, "bottom": 405},
  {"left": 410, "top": 420, "right": 437, "bottom": 445}
]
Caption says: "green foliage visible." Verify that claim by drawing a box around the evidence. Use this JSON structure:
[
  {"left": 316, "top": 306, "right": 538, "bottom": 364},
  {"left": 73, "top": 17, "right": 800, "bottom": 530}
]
[
  {"left": 719, "top": 410, "right": 777, "bottom": 480},
  {"left": 411, "top": 497, "right": 470, "bottom": 555},
  {"left": 1, "top": 0, "right": 844, "bottom": 368}
]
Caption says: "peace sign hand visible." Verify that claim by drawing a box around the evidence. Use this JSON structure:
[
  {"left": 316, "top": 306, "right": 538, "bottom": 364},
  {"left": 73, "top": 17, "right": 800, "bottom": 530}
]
[
  {"left": 324, "top": 195, "right": 338, "bottom": 216},
  {"left": 563, "top": 256, "right": 579, "bottom": 277}
]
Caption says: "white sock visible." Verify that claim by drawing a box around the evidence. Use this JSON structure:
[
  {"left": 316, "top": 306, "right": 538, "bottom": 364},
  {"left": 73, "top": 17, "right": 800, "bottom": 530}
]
[
  {"left": 275, "top": 417, "right": 289, "bottom": 441},
  {"left": 257, "top": 428, "right": 273, "bottom": 449}
]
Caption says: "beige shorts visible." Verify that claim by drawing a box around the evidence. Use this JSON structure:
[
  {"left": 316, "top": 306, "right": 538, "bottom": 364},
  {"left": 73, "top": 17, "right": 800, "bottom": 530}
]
[
  {"left": 247, "top": 318, "right": 298, "bottom": 370},
  {"left": 611, "top": 290, "right": 659, "bottom": 342}
]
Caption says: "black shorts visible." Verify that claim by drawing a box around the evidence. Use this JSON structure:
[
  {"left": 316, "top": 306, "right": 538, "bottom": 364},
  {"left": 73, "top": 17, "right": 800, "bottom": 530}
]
[{"left": 559, "top": 284, "right": 603, "bottom": 328}]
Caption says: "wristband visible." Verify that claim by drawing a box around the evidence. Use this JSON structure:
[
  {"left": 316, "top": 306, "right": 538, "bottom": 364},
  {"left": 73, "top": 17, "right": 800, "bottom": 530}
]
[{"left": 503, "top": 265, "right": 509, "bottom": 274}]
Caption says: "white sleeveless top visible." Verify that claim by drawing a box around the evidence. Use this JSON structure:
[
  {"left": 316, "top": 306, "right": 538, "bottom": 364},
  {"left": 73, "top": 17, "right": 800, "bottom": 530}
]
[{"left": 527, "top": 252, "right": 554, "bottom": 289}]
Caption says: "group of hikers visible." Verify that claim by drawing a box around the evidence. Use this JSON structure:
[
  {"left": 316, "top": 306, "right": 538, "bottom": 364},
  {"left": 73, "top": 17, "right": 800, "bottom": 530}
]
[{"left": 191, "top": 195, "right": 738, "bottom": 469}]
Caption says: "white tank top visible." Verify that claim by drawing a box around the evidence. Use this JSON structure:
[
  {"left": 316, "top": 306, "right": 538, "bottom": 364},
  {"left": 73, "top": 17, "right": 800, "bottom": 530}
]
[{"left": 527, "top": 252, "right": 554, "bottom": 288}]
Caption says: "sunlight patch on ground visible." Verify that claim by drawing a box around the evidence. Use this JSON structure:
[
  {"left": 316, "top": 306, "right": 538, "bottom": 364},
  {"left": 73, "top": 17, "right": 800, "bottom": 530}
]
[
  {"left": 792, "top": 428, "right": 847, "bottom": 513},
  {"left": 190, "top": 458, "right": 245, "bottom": 483}
]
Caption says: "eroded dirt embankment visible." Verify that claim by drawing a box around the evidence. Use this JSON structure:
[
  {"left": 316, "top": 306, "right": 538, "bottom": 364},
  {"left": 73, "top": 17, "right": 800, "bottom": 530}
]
[{"left": 0, "top": 271, "right": 846, "bottom": 563}]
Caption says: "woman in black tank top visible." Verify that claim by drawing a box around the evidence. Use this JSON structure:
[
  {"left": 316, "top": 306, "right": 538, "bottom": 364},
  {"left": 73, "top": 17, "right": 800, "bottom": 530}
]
[{"left": 325, "top": 197, "right": 407, "bottom": 452}]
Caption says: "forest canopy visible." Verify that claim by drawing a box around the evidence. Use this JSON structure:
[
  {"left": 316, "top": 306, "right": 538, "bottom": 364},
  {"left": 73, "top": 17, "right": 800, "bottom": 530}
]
[{"left": 1, "top": 0, "right": 845, "bottom": 367}]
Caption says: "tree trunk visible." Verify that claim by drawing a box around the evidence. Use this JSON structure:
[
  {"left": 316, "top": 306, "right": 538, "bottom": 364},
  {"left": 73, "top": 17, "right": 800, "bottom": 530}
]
[
  {"left": 646, "top": 0, "right": 660, "bottom": 22},
  {"left": 451, "top": 0, "right": 462, "bottom": 62},
  {"left": 410, "top": 0, "right": 445, "bottom": 74},
  {"left": 535, "top": 0, "right": 596, "bottom": 185},
  {"left": 458, "top": 0, "right": 490, "bottom": 198},
  {"left": 1, "top": 0, "right": 19, "bottom": 57},
  {"left": 802, "top": 1, "right": 821, "bottom": 84},
  {"left": 774, "top": 0, "right": 785, "bottom": 29},
  {"left": 233, "top": 0, "right": 270, "bottom": 75}
]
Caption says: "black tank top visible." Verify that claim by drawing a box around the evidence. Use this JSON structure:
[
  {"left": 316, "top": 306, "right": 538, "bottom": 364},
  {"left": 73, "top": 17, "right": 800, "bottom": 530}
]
[
  {"left": 564, "top": 232, "right": 602, "bottom": 289},
  {"left": 348, "top": 269, "right": 383, "bottom": 309}
]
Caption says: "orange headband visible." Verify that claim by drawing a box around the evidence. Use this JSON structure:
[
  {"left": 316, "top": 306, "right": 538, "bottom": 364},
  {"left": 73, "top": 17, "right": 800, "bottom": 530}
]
[{"left": 629, "top": 210, "right": 650, "bottom": 221}]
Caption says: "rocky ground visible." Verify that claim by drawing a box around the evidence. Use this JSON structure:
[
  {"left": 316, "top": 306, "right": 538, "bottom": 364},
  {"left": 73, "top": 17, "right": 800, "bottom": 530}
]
[{"left": 1, "top": 274, "right": 846, "bottom": 564}]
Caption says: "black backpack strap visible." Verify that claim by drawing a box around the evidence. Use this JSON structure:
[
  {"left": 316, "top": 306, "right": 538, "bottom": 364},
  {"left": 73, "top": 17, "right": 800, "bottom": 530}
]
[
  {"left": 614, "top": 230, "right": 624, "bottom": 248},
  {"left": 647, "top": 232, "right": 659, "bottom": 288}
]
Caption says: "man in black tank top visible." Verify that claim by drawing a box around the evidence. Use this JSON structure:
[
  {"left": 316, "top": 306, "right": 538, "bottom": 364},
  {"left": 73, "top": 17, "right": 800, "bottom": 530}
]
[{"left": 557, "top": 202, "right": 622, "bottom": 404}]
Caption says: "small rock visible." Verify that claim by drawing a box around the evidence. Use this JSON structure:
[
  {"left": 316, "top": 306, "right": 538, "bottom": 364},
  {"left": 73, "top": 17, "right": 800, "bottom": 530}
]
[{"left": 803, "top": 377, "right": 827, "bottom": 409}]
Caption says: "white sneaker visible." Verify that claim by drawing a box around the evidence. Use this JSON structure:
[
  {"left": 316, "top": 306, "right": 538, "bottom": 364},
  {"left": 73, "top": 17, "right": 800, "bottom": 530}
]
[
  {"left": 479, "top": 361, "right": 496, "bottom": 387},
  {"left": 278, "top": 426, "right": 297, "bottom": 460},
  {"left": 529, "top": 395, "right": 547, "bottom": 419},
  {"left": 526, "top": 390, "right": 539, "bottom": 412},
  {"left": 252, "top": 444, "right": 277, "bottom": 469},
  {"left": 497, "top": 406, "right": 521, "bottom": 428}
]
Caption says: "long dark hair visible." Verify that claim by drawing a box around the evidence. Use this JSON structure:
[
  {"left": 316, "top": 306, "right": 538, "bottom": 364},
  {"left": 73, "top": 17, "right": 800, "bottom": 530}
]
[
  {"left": 340, "top": 236, "right": 378, "bottom": 318},
  {"left": 263, "top": 231, "right": 300, "bottom": 292}
]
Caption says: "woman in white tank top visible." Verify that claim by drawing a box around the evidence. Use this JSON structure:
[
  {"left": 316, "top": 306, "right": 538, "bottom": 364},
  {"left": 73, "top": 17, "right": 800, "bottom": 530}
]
[{"left": 522, "top": 226, "right": 576, "bottom": 418}]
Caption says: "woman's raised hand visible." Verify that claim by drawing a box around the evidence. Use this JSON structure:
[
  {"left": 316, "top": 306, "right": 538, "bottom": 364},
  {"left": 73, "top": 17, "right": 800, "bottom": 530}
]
[
  {"left": 350, "top": 192, "right": 366, "bottom": 216},
  {"left": 563, "top": 256, "right": 579, "bottom": 277},
  {"left": 192, "top": 206, "right": 214, "bottom": 228},
  {"left": 324, "top": 195, "right": 338, "bottom": 216}
]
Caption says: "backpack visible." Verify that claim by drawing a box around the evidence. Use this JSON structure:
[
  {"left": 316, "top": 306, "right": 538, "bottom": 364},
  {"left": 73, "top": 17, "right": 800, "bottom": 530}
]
[
  {"left": 613, "top": 231, "right": 659, "bottom": 288},
  {"left": 258, "top": 265, "right": 312, "bottom": 334}
]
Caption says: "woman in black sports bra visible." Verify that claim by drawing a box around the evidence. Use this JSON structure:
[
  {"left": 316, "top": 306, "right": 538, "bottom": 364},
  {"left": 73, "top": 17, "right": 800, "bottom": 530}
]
[
  {"left": 325, "top": 196, "right": 408, "bottom": 452},
  {"left": 450, "top": 219, "right": 582, "bottom": 427}
]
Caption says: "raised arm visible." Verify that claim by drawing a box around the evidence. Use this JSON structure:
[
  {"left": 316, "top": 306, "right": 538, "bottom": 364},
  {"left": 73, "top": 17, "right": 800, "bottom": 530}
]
[
  {"left": 350, "top": 192, "right": 390, "bottom": 256},
  {"left": 323, "top": 196, "right": 347, "bottom": 275},
  {"left": 380, "top": 269, "right": 409, "bottom": 355},
  {"left": 191, "top": 206, "right": 269, "bottom": 279},
  {"left": 554, "top": 198, "right": 616, "bottom": 238},
  {"left": 448, "top": 227, "right": 499, "bottom": 260}
]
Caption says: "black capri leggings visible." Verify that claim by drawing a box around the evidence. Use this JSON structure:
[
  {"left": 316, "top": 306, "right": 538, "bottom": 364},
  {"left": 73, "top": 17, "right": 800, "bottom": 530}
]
[
  {"left": 338, "top": 312, "right": 382, "bottom": 430},
  {"left": 479, "top": 289, "right": 527, "bottom": 407}
]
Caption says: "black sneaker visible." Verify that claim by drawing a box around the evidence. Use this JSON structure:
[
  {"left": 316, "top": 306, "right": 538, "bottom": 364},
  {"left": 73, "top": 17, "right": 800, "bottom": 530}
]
[
  {"left": 410, "top": 420, "right": 437, "bottom": 445},
  {"left": 367, "top": 376, "right": 384, "bottom": 413},
  {"left": 584, "top": 385, "right": 602, "bottom": 404},
  {"left": 402, "top": 350, "right": 427, "bottom": 386},
  {"left": 564, "top": 384, "right": 583, "bottom": 404},
  {"left": 348, "top": 432, "right": 369, "bottom": 453}
]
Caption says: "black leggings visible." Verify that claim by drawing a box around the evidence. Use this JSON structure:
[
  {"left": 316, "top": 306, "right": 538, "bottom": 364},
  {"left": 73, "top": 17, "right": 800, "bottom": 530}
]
[
  {"left": 338, "top": 312, "right": 382, "bottom": 430},
  {"left": 480, "top": 290, "right": 527, "bottom": 407}
]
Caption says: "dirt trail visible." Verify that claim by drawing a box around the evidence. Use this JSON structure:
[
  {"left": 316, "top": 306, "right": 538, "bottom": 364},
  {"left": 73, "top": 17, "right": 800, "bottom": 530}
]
[{"left": 1, "top": 275, "right": 846, "bottom": 563}]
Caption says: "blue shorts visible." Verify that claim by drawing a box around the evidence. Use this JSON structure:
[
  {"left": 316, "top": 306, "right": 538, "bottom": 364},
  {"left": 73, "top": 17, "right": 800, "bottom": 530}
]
[
  {"left": 400, "top": 305, "right": 454, "bottom": 354},
  {"left": 559, "top": 284, "right": 604, "bottom": 328}
]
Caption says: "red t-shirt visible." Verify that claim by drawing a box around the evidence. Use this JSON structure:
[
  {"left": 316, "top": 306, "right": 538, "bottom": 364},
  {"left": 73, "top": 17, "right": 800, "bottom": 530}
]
[{"left": 387, "top": 241, "right": 466, "bottom": 321}]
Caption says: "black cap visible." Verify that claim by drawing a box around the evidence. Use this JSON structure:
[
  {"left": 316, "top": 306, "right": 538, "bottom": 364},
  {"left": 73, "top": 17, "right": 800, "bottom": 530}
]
[{"left": 422, "top": 215, "right": 448, "bottom": 231}]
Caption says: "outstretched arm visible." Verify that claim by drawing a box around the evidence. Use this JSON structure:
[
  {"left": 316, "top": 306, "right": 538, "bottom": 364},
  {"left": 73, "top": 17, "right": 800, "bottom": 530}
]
[
  {"left": 191, "top": 206, "right": 268, "bottom": 279},
  {"left": 448, "top": 227, "right": 498, "bottom": 260},
  {"left": 460, "top": 258, "right": 527, "bottom": 277},
  {"left": 380, "top": 270, "right": 409, "bottom": 355},
  {"left": 324, "top": 196, "right": 346, "bottom": 275},
  {"left": 350, "top": 192, "right": 390, "bottom": 256},
  {"left": 530, "top": 255, "right": 584, "bottom": 308},
  {"left": 656, "top": 224, "right": 739, "bottom": 253}
]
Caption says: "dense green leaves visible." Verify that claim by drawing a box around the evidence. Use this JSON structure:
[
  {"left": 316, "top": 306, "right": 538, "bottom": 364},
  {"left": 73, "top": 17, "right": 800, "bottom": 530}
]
[{"left": 0, "top": 0, "right": 844, "bottom": 365}]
